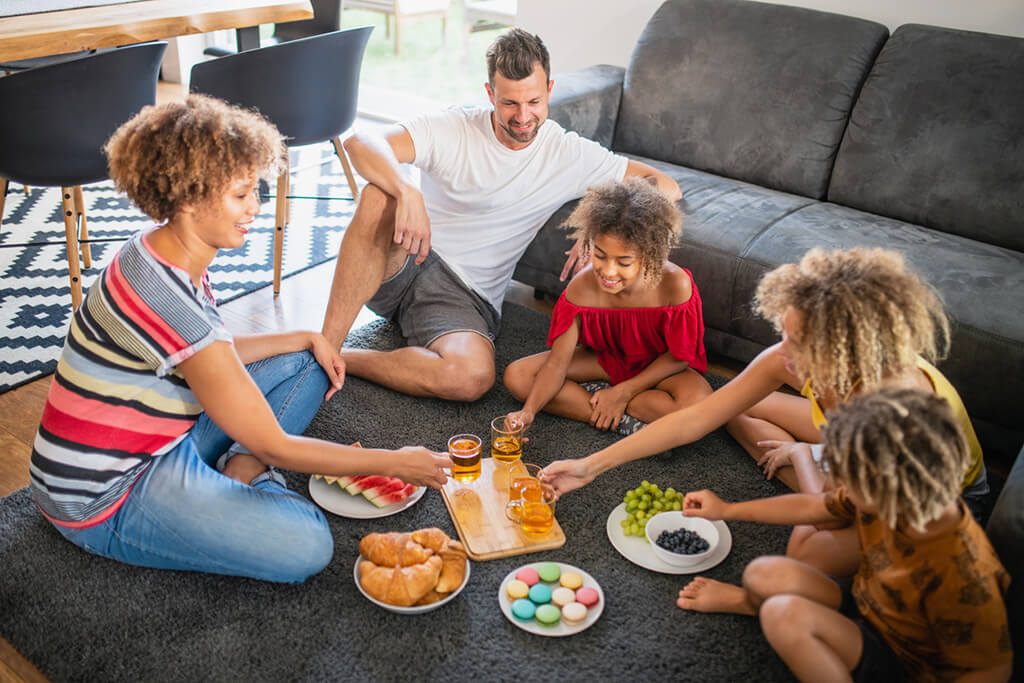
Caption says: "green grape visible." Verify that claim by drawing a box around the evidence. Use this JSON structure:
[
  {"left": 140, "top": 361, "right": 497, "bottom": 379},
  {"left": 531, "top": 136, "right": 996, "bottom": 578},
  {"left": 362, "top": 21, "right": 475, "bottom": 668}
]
[
  {"left": 641, "top": 493, "right": 651, "bottom": 502},
  {"left": 626, "top": 501, "right": 638, "bottom": 513},
  {"left": 638, "top": 501, "right": 649, "bottom": 511},
  {"left": 672, "top": 501, "right": 682, "bottom": 511},
  {"left": 620, "top": 518, "right": 630, "bottom": 528},
  {"left": 629, "top": 524, "right": 640, "bottom": 536},
  {"left": 641, "top": 480, "right": 650, "bottom": 488},
  {"left": 653, "top": 500, "right": 664, "bottom": 511},
  {"left": 665, "top": 487, "right": 676, "bottom": 498}
]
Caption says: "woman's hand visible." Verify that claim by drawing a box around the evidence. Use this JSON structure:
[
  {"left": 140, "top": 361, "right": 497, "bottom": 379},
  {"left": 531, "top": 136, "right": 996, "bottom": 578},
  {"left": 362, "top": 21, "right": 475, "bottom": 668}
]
[
  {"left": 392, "top": 447, "right": 451, "bottom": 489},
  {"left": 756, "top": 440, "right": 811, "bottom": 481},
  {"left": 540, "top": 458, "right": 596, "bottom": 497},
  {"left": 309, "top": 333, "right": 345, "bottom": 400},
  {"left": 682, "top": 490, "right": 728, "bottom": 520},
  {"left": 589, "top": 385, "right": 631, "bottom": 431}
]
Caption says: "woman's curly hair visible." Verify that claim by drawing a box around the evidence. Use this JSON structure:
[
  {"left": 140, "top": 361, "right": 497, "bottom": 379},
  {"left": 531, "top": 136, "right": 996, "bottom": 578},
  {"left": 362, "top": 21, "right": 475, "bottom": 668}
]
[
  {"left": 561, "top": 177, "right": 682, "bottom": 284},
  {"left": 822, "top": 388, "right": 970, "bottom": 531},
  {"left": 755, "top": 248, "right": 949, "bottom": 400},
  {"left": 105, "top": 94, "right": 287, "bottom": 222}
]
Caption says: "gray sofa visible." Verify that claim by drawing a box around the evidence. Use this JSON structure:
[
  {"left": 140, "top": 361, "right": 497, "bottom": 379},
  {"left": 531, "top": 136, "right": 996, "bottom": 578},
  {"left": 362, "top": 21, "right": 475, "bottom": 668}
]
[{"left": 513, "top": 0, "right": 1024, "bottom": 470}]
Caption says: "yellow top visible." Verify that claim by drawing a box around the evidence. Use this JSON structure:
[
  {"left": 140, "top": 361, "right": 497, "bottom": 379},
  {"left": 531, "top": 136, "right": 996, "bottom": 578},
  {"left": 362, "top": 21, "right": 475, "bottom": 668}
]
[{"left": 800, "top": 357, "right": 984, "bottom": 487}]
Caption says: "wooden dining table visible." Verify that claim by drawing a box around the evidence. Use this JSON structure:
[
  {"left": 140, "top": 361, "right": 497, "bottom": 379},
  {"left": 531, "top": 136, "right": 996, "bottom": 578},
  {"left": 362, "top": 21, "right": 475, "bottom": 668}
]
[{"left": 0, "top": 0, "right": 313, "bottom": 63}]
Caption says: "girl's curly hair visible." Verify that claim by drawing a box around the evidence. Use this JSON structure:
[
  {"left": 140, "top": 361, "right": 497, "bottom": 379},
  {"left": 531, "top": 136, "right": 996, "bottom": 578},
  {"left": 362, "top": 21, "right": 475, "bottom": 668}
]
[
  {"left": 755, "top": 248, "right": 949, "bottom": 400},
  {"left": 561, "top": 177, "right": 682, "bottom": 284},
  {"left": 105, "top": 94, "right": 286, "bottom": 222},
  {"left": 822, "top": 388, "right": 970, "bottom": 531}
]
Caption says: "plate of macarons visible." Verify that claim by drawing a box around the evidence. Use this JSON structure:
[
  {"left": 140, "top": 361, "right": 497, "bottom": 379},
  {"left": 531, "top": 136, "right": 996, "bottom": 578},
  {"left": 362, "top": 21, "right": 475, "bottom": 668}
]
[{"left": 498, "top": 561, "right": 604, "bottom": 637}]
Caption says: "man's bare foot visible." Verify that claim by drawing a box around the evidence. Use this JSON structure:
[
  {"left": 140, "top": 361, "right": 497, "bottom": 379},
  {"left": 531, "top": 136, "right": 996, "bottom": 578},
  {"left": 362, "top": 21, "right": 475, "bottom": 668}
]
[
  {"left": 221, "top": 453, "right": 269, "bottom": 486},
  {"left": 676, "top": 577, "right": 757, "bottom": 615}
]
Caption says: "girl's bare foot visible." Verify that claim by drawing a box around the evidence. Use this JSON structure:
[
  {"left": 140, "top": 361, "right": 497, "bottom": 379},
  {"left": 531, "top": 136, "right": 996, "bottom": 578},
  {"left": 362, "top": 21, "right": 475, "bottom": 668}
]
[
  {"left": 676, "top": 577, "right": 757, "bottom": 615},
  {"left": 221, "top": 452, "right": 269, "bottom": 485}
]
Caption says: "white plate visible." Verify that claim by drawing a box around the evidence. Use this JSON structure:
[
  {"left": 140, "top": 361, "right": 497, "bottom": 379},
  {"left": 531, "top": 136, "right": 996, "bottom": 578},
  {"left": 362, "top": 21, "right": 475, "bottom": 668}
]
[
  {"left": 353, "top": 555, "right": 471, "bottom": 614},
  {"left": 605, "top": 503, "right": 731, "bottom": 575},
  {"left": 497, "top": 562, "right": 605, "bottom": 637},
  {"left": 308, "top": 475, "right": 425, "bottom": 519}
]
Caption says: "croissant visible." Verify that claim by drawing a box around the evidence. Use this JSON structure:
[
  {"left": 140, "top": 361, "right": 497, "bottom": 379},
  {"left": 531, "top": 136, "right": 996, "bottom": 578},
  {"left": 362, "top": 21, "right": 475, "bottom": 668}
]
[
  {"left": 435, "top": 540, "right": 468, "bottom": 593},
  {"left": 359, "top": 556, "right": 442, "bottom": 606},
  {"left": 410, "top": 527, "right": 450, "bottom": 553},
  {"left": 359, "top": 532, "right": 434, "bottom": 567}
]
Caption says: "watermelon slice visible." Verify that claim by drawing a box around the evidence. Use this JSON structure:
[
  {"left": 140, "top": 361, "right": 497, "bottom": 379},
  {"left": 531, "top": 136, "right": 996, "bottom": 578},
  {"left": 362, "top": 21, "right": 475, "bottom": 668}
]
[
  {"left": 367, "top": 483, "right": 417, "bottom": 508},
  {"left": 344, "top": 475, "right": 392, "bottom": 495},
  {"left": 335, "top": 475, "right": 357, "bottom": 490},
  {"left": 361, "top": 478, "right": 408, "bottom": 503}
]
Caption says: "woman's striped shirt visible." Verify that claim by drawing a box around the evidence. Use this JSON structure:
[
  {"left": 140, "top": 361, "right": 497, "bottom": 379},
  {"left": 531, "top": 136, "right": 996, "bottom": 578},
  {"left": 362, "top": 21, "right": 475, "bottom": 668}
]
[{"left": 30, "top": 232, "right": 232, "bottom": 527}]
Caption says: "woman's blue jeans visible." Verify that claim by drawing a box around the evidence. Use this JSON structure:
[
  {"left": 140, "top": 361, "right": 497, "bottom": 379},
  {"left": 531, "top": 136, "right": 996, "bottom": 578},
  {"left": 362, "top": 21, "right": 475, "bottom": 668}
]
[{"left": 55, "top": 351, "right": 334, "bottom": 583}]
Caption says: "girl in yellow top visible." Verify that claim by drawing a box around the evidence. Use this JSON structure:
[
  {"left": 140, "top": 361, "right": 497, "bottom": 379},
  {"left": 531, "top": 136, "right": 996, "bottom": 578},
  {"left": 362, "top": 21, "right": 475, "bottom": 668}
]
[{"left": 542, "top": 248, "right": 988, "bottom": 576}]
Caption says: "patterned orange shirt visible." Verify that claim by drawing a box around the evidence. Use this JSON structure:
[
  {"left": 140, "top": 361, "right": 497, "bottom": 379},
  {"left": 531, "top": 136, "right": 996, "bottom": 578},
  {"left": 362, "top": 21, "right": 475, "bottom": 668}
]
[{"left": 824, "top": 488, "right": 1012, "bottom": 682}]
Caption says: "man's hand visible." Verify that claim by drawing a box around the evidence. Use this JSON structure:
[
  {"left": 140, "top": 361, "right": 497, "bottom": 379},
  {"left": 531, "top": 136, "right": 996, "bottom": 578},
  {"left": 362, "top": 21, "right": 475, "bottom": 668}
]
[
  {"left": 394, "top": 190, "right": 432, "bottom": 264},
  {"left": 309, "top": 333, "right": 345, "bottom": 400},
  {"left": 589, "top": 385, "right": 630, "bottom": 431},
  {"left": 559, "top": 239, "right": 590, "bottom": 281}
]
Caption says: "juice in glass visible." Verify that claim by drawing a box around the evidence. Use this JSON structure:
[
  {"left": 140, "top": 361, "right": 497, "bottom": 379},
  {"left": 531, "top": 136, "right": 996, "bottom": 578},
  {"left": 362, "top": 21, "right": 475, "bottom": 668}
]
[
  {"left": 490, "top": 416, "right": 524, "bottom": 463},
  {"left": 447, "top": 434, "right": 481, "bottom": 483}
]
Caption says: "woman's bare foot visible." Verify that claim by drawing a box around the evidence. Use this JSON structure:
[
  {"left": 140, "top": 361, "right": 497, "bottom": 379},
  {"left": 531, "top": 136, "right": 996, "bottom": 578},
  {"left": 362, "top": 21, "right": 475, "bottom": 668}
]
[
  {"left": 221, "top": 453, "right": 269, "bottom": 485},
  {"left": 676, "top": 577, "right": 757, "bottom": 615}
]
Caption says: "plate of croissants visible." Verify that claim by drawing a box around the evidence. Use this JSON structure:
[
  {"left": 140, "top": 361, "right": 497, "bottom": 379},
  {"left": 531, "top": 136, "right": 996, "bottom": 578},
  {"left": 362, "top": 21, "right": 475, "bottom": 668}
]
[{"left": 354, "top": 527, "right": 471, "bottom": 613}]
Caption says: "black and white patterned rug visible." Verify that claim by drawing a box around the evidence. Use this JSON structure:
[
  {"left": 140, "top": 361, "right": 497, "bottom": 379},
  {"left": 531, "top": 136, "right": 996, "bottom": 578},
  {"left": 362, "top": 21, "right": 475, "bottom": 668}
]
[{"left": 0, "top": 144, "right": 358, "bottom": 394}]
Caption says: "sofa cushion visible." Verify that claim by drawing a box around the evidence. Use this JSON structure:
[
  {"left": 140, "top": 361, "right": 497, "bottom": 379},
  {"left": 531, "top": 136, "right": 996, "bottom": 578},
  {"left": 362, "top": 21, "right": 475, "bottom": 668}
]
[
  {"left": 986, "top": 444, "right": 1024, "bottom": 677},
  {"left": 614, "top": 0, "right": 887, "bottom": 200},
  {"left": 829, "top": 24, "right": 1024, "bottom": 252},
  {"left": 739, "top": 201, "right": 1024, "bottom": 429}
]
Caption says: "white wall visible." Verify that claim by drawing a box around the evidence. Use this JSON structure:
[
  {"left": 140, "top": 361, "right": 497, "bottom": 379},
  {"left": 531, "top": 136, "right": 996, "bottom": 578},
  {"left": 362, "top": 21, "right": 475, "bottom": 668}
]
[{"left": 518, "top": 0, "right": 1024, "bottom": 73}]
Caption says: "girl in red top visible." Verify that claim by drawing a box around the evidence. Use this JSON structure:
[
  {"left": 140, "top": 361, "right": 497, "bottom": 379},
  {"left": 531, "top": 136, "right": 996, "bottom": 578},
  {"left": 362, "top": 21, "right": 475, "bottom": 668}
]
[{"left": 504, "top": 178, "right": 712, "bottom": 436}]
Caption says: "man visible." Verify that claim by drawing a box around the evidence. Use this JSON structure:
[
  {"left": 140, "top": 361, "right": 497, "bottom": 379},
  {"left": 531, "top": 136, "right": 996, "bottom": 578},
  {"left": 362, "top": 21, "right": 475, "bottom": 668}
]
[{"left": 321, "top": 29, "right": 681, "bottom": 401}]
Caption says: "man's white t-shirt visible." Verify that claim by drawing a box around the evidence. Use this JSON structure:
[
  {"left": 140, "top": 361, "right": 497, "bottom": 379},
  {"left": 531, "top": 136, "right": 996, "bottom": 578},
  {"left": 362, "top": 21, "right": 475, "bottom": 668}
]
[{"left": 402, "top": 106, "right": 629, "bottom": 314}]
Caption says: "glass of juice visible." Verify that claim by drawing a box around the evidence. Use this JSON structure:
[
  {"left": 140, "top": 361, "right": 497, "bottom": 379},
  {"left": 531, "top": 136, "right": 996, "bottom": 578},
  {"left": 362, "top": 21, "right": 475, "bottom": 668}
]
[
  {"left": 447, "top": 434, "right": 482, "bottom": 483},
  {"left": 507, "top": 462, "right": 543, "bottom": 517},
  {"left": 490, "top": 415, "right": 524, "bottom": 464},
  {"left": 505, "top": 485, "right": 556, "bottom": 537}
]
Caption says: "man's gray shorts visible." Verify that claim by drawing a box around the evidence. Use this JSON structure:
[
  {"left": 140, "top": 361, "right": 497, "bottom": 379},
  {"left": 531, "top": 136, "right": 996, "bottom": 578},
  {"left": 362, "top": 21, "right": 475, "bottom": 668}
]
[{"left": 366, "top": 250, "right": 501, "bottom": 349}]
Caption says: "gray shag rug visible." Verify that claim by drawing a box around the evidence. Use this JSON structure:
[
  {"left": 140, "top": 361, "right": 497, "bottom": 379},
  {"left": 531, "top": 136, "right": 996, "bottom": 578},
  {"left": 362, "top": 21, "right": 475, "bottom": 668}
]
[{"left": 0, "top": 303, "right": 794, "bottom": 682}]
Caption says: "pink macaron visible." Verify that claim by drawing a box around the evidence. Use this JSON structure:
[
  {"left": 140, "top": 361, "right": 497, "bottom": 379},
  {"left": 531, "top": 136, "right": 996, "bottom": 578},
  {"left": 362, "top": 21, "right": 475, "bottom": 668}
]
[
  {"left": 515, "top": 567, "right": 540, "bottom": 586},
  {"left": 575, "top": 586, "right": 600, "bottom": 608}
]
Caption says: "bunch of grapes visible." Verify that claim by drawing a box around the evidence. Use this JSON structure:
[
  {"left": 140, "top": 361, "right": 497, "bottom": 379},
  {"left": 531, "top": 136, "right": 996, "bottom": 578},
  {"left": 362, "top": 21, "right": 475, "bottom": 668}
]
[{"left": 619, "top": 480, "right": 683, "bottom": 538}]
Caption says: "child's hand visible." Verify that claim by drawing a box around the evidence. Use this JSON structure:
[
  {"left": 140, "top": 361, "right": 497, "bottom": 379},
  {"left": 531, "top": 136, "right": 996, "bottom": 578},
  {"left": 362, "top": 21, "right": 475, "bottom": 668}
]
[
  {"left": 682, "top": 490, "right": 727, "bottom": 520},
  {"left": 588, "top": 386, "right": 630, "bottom": 431},
  {"left": 756, "top": 440, "right": 812, "bottom": 480},
  {"left": 505, "top": 410, "right": 533, "bottom": 443}
]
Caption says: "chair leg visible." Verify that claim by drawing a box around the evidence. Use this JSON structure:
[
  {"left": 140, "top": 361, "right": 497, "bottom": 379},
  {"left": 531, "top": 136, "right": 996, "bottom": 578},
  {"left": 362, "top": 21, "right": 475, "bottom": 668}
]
[
  {"left": 61, "top": 187, "right": 84, "bottom": 309},
  {"left": 0, "top": 177, "right": 8, "bottom": 234},
  {"left": 395, "top": 18, "right": 402, "bottom": 56},
  {"left": 24, "top": 184, "right": 30, "bottom": 195},
  {"left": 74, "top": 185, "right": 92, "bottom": 268},
  {"left": 332, "top": 137, "right": 360, "bottom": 201},
  {"left": 273, "top": 166, "right": 290, "bottom": 295}
]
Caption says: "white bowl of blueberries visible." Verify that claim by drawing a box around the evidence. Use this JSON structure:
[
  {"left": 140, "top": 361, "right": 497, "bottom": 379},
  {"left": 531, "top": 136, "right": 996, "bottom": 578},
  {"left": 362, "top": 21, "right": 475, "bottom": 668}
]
[{"left": 645, "top": 511, "right": 719, "bottom": 567}]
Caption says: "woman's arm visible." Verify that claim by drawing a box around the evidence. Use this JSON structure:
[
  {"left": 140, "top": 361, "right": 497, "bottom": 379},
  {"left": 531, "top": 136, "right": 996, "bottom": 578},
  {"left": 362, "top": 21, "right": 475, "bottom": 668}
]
[
  {"left": 178, "top": 341, "right": 450, "bottom": 487},
  {"left": 682, "top": 489, "right": 838, "bottom": 527},
  {"left": 542, "top": 344, "right": 790, "bottom": 495},
  {"left": 512, "top": 321, "right": 581, "bottom": 429}
]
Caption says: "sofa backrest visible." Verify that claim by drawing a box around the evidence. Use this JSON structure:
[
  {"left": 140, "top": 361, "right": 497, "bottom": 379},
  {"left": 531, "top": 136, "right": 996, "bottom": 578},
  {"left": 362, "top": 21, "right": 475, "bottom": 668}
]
[
  {"left": 614, "top": 0, "right": 887, "bottom": 200},
  {"left": 829, "top": 25, "right": 1024, "bottom": 252}
]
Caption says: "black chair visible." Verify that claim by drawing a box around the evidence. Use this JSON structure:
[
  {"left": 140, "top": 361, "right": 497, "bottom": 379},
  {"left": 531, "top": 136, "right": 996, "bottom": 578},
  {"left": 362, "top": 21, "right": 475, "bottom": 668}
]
[
  {"left": 0, "top": 42, "right": 167, "bottom": 309},
  {"left": 190, "top": 26, "right": 373, "bottom": 294},
  {"left": 202, "top": 0, "right": 344, "bottom": 57}
]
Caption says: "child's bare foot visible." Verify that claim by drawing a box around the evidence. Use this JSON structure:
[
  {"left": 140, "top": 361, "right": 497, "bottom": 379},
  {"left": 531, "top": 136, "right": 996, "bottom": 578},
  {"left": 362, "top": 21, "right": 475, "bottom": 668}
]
[
  {"left": 676, "top": 577, "right": 757, "bottom": 615},
  {"left": 222, "top": 453, "right": 268, "bottom": 485}
]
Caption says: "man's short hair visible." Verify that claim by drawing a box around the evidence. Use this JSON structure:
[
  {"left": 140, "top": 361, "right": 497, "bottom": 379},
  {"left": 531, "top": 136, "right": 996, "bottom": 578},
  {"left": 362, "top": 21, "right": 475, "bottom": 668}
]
[{"left": 486, "top": 28, "right": 550, "bottom": 85}]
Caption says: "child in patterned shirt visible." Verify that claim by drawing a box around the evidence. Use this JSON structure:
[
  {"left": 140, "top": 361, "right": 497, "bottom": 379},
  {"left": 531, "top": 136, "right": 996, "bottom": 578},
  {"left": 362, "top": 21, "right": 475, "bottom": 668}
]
[{"left": 679, "top": 388, "right": 1012, "bottom": 682}]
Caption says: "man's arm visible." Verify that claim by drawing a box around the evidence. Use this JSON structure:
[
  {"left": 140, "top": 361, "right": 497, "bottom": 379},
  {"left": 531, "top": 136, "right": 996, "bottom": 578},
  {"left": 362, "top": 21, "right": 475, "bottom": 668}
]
[
  {"left": 624, "top": 159, "right": 682, "bottom": 201},
  {"left": 343, "top": 126, "right": 432, "bottom": 263}
]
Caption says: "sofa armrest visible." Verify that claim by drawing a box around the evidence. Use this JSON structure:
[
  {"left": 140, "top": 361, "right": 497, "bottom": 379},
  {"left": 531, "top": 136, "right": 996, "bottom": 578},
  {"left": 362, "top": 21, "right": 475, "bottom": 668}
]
[{"left": 548, "top": 64, "right": 625, "bottom": 148}]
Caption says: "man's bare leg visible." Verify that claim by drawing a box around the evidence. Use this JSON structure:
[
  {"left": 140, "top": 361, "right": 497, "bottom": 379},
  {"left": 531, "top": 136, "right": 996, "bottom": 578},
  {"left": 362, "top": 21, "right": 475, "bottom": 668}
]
[
  {"left": 322, "top": 184, "right": 406, "bottom": 349},
  {"left": 342, "top": 331, "right": 496, "bottom": 401}
]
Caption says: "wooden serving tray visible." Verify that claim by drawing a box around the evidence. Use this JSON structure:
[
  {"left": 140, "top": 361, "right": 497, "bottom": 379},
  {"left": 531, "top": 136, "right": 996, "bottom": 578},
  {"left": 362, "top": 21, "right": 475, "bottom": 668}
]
[{"left": 440, "top": 457, "right": 565, "bottom": 561}]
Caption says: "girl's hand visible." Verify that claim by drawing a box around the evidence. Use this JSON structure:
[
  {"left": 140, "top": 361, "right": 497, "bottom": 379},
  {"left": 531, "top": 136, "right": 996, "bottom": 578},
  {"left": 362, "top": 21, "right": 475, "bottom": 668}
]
[
  {"left": 540, "top": 458, "right": 595, "bottom": 497},
  {"left": 756, "top": 440, "right": 811, "bottom": 481},
  {"left": 393, "top": 447, "right": 451, "bottom": 489},
  {"left": 682, "top": 490, "right": 728, "bottom": 520},
  {"left": 506, "top": 410, "right": 534, "bottom": 442},
  {"left": 309, "top": 333, "right": 345, "bottom": 400},
  {"left": 589, "top": 386, "right": 630, "bottom": 431}
]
